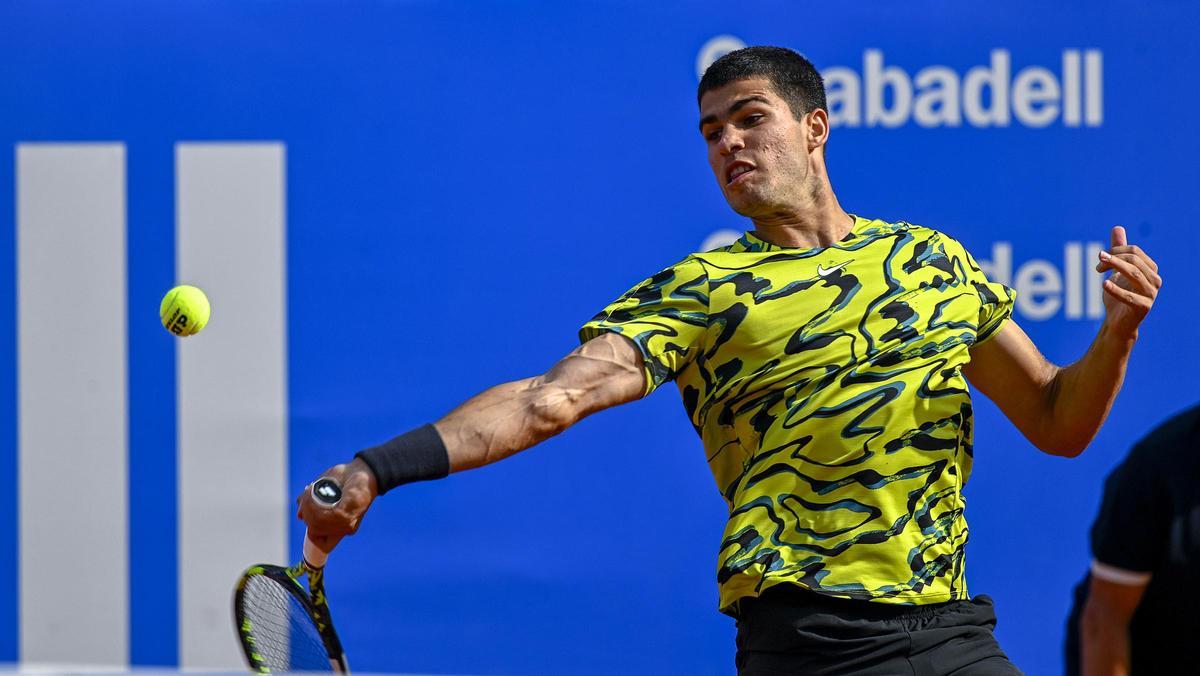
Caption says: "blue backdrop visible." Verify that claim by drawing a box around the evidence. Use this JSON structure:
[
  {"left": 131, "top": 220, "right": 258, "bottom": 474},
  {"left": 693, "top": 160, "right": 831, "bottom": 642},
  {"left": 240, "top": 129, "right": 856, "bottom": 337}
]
[{"left": 2, "top": 1, "right": 1198, "bottom": 674}]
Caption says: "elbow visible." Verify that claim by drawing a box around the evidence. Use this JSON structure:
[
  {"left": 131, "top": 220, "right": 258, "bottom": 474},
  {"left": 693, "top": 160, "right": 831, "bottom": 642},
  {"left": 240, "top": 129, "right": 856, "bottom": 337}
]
[
  {"left": 527, "top": 380, "right": 583, "bottom": 438},
  {"left": 1030, "top": 414, "right": 1098, "bottom": 457},
  {"left": 1032, "top": 379, "right": 1093, "bottom": 458},
  {"left": 531, "top": 405, "right": 575, "bottom": 439},
  {"left": 1038, "top": 438, "right": 1090, "bottom": 458},
  {"left": 1032, "top": 368, "right": 1089, "bottom": 458}
]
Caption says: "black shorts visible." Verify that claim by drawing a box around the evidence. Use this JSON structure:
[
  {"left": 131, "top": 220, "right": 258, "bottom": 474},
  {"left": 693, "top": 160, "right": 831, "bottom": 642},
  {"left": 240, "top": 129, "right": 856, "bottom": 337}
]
[{"left": 734, "top": 585, "right": 1022, "bottom": 676}]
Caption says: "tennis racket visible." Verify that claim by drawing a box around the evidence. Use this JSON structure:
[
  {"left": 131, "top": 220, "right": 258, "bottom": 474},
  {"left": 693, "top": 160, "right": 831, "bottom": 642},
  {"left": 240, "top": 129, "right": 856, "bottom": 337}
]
[{"left": 234, "top": 477, "right": 349, "bottom": 673}]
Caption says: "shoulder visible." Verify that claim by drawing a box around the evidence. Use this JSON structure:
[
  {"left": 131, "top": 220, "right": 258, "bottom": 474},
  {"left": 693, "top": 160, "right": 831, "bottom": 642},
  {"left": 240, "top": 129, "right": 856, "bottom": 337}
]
[
  {"left": 852, "top": 216, "right": 927, "bottom": 234},
  {"left": 689, "top": 242, "right": 747, "bottom": 272},
  {"left": 892, "top": 220, "right": 968, "bottom": 248},
  {"left": 891, "top": 222, "right": 995, "bottom": 275},
  {"left": 859, "top": 217, "right": 979, "bottom": 262},
  {"left": 1127, "top": 404, "right": 1200, "bottom": 466},
  {"left": 615, "top": 255, "right": 709, "bottom": 304},
  {"left": 857, "top": 217, "right": 968, "bottom": 251},
  {"left": 618, "top": 254, "right": 708, "bottom": 288},
  {"left": 648, "top": 254, "right": 708, "bottom": 283}
]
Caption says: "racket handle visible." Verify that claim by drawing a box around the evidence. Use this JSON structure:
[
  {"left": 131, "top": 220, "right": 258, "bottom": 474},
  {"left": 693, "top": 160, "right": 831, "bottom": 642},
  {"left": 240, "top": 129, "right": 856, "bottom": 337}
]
[
  {"left": 303, "top": 477, "right": 344, "bottom": 568},
  {"left": 303, "top": 531, "right": 329, "bottom": 569},
  {"left": 311, "top": 477, "right": 343, "bottom": 506}
]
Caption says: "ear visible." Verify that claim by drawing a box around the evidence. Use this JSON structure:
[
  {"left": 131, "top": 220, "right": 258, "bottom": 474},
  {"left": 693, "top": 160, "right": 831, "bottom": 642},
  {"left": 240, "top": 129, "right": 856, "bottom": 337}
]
[{"left": 806, "top": 108, "right": 831, "bottom": 152}]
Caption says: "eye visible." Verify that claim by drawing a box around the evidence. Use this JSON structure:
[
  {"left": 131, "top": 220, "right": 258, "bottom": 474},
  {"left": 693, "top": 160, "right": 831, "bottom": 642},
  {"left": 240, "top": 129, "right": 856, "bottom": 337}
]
[
  {"left": 744, "top": 114, "right": 765, "bottom": 125},
  {"left": 704, "top": 129, "right": 721, "bottom": 142}
]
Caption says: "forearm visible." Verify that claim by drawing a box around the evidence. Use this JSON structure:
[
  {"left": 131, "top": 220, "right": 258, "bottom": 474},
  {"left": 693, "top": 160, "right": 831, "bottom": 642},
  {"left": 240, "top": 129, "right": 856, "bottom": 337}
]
[
  {"left": 433, "top": 336, "right": 645, "bottom": 472},
  {"left": 297, "top": 377, "right": 580, "bottom": 538},
  {"left": 966, "top": 227, "right": 1159, "bottom": 457},
  {"left": 434, "top": 375, "right": 587, "bottom": 472},
  {"left": 298, "top": 335, "right": 644, "bottom": 540},
  {"left": 1080, "top": 602, "right": 1132, "bottom": 676},
  {"left": 1039, "top": 324, "right": 1135, "bottom": 456}
]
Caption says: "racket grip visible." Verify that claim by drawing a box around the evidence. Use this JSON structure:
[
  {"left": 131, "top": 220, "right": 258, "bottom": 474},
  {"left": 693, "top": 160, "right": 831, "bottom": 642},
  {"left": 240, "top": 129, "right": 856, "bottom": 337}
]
[
  {"left": 303, "top": 477, "right": 343, "bottom": 568},
  {"left": 303, "top": 531, "right": 329, "bottom": 569}
]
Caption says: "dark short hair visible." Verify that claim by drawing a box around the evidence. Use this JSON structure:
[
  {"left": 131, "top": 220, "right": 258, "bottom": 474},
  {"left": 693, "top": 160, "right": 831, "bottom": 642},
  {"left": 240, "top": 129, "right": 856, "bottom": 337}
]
[{"left": 697, "top": 46, "right": 827, "bottom": 120}]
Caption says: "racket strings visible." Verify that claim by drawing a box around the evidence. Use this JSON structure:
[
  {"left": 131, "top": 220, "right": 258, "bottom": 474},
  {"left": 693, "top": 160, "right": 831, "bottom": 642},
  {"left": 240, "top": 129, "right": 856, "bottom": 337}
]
[{"left": 240, "top": 574, "right": 332, "bottom": 672}]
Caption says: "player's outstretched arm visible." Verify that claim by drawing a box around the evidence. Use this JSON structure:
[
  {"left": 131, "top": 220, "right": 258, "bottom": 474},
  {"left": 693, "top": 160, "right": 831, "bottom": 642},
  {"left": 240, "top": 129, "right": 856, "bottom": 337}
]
[
  {"left": 297, "top": 332, "right": 646, "bottom": 543},
  {"left": 963, "top": 226, "right": 1161, "bottom": 457},
  {"left": 434, "top": 331, "right": 646, "bottom": 471}
]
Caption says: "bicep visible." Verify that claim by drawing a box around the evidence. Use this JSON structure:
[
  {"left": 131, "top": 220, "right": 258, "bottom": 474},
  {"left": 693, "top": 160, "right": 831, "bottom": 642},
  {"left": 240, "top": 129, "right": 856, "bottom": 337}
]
[
  {"left": 963, "top": 321, "right": 1057, "bottom": 433},
  {"left": 542, "top": 332, "right": 647, "bottom": 417}
]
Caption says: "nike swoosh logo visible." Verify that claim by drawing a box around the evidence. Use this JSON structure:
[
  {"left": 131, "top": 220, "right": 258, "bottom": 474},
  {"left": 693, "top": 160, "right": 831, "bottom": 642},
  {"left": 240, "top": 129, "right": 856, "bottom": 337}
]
[{"left": 817, "top": 261, "right": 851, "bottom": 277}]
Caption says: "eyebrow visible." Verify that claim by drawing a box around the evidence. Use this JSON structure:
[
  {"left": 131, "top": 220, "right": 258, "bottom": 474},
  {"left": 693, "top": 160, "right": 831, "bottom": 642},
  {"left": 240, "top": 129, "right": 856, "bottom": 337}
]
[{"left": 698, "top": 95, "right": 773, "bottom": 132}]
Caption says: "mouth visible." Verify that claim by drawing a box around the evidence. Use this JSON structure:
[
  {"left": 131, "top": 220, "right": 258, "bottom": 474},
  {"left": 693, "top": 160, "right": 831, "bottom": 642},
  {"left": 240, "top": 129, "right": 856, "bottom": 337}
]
[{"left": 725, "top": 162, "right": 755, "bottom": 186}]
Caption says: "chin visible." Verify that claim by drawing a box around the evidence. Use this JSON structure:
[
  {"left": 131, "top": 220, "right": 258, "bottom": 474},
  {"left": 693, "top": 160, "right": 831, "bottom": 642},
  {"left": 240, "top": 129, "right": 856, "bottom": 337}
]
[
  {"left": 724, "top": 193, "right": 762, "bottom": 218},
  {"left": 728, "top": 203, "right": 755, "bottom": 218}
]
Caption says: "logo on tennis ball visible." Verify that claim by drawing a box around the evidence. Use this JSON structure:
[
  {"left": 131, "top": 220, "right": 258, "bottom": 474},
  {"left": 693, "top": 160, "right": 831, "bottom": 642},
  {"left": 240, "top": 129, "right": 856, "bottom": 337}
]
[{"left": 160, "top": 285, "right": 211, "bottom": 337}]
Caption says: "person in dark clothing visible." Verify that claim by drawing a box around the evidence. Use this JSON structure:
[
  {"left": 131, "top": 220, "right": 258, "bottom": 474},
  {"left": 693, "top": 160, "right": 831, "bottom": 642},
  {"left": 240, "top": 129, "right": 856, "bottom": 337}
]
[{"left": 1065, "top": 404, "right": 1200, "bottom": 675}]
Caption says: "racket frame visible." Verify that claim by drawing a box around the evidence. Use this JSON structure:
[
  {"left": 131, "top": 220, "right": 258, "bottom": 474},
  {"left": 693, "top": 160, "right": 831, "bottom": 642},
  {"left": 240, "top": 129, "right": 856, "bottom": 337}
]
[{"left": 233, "top": 558, "right": 348, "bottom": 673}]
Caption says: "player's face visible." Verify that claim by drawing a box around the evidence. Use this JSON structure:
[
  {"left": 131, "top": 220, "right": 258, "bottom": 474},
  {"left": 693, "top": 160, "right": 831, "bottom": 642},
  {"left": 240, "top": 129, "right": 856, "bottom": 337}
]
[{"left": 698, "top": 78, "right": 815, "bottom": 218}]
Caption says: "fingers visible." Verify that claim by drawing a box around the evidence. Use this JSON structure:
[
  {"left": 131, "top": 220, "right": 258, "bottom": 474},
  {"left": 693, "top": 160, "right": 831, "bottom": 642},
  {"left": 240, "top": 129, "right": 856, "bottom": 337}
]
[
  {"left": 1096, "top": 229, "right": 1162, "bottom": 292},
  {"left": 1099, "top": 226, "right": 1160, "bottom": 330},
  {"left": 300, "top": 499, "right": 359, "bottom": 537},
  {"left": 1111, "top": 225, "right": 1127, "bottom": 248},
  {"left": 1097, "top": 251, "right": 1163, "bottom": 292},
  {"left": 295, "top": 463, "right": 374, "bottom": 538},
  {"left": 1098, "top": 251, "right": 1161, "bottom": 297},
  {"left": 1103, "top": 278, "right": 1154, "bottom": 311},
  {"left": 1106, "top": 244, "right": 1159, "bottom": 272}
]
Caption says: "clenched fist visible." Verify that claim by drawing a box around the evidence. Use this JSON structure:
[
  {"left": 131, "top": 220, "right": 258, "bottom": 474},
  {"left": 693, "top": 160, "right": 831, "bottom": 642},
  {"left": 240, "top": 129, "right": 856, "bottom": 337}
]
[{"left": 296, "top": 458, "right": 379, "bottom": 556}]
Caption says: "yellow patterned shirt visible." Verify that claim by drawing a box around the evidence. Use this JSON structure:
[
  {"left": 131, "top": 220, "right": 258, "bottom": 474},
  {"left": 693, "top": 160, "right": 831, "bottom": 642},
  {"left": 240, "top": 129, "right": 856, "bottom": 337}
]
[{"left": 579, "top": 216, "right": 1015, "bottom": 611}]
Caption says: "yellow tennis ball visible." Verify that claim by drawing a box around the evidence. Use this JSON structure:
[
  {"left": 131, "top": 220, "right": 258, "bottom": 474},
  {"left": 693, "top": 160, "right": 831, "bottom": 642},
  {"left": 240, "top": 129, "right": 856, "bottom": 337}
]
[{"left": 160, "top": 285, "right": 211, "bottom": 337}]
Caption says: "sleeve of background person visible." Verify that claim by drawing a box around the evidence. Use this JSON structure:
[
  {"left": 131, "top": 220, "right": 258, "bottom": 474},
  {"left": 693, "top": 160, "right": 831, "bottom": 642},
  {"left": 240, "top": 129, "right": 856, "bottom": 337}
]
[
  {"left": 1079, "top": 448, "right": 1167, "bottom": 675},
  {"left": 963, "top": 228, "right": 1160, "bottom": 457}
]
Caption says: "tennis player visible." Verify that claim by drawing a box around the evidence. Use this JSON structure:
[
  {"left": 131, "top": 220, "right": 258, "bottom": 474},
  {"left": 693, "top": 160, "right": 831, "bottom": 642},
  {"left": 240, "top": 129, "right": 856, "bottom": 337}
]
[{"left": 298, "top": 47, "right": 1161, "bottom": 675}]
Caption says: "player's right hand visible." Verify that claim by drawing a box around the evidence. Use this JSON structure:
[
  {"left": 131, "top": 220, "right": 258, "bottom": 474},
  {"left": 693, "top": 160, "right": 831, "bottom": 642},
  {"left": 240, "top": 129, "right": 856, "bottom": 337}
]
[{"left": 296, "top": 457, "right": 380, "bottom": 550}]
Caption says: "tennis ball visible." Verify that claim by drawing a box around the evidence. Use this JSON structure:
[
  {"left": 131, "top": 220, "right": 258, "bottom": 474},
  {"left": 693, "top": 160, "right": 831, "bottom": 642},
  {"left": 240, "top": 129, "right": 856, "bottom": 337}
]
[{"left": 160, "top": 285, "right": 210, "bottom": 337}]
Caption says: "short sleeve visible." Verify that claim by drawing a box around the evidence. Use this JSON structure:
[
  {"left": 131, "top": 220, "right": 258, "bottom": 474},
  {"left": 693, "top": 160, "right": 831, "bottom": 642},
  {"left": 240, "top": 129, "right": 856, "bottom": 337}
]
[
  {"left": 961, "top": 247, "right": 1016, "bottom": 344},
  {"left": 579, "top": 256, "right": 709, "bottom": 396},
  {"left": 1090, "top": 446, "right": 1170, "bottom": 574}
]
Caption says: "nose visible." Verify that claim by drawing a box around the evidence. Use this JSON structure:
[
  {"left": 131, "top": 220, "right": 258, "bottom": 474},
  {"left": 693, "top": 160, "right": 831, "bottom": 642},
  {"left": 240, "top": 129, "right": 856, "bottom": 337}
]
[{"left": 716, "top": 126, "right": 744, "bottom": 156}]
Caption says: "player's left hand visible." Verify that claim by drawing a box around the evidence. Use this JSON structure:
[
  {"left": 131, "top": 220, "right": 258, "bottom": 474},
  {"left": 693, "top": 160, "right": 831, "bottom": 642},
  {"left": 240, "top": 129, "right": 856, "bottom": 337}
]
[{"left": 1096, "top": 225, "right": 1162, "bottom": 339}]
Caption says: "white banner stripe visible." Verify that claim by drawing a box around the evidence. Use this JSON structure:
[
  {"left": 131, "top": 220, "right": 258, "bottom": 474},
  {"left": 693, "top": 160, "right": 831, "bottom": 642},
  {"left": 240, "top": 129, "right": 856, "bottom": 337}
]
[
  {"left": 176, "top": 143, "right": 288, "bottom": 669},
  {"left": 17, "top": 144, "right": 129, "bottom": 666}
]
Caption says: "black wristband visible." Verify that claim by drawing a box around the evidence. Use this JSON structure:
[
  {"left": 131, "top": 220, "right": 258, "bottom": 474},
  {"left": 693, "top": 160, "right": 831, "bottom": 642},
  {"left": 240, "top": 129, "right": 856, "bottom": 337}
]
[{"left": 355, "top": 424, "right": 450, "bottom": 495}]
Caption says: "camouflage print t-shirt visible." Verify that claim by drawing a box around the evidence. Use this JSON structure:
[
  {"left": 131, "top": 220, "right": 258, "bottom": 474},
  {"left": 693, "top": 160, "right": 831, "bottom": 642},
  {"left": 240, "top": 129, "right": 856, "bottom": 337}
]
[{"left": 580, "top": 216, "right": 1015, "bottom": 612}]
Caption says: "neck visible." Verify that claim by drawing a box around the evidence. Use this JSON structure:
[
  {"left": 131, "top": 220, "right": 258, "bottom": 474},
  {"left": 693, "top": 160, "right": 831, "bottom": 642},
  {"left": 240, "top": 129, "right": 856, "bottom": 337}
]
[{"left": 748, "top": 184, "right": 853, "bottom": 249}]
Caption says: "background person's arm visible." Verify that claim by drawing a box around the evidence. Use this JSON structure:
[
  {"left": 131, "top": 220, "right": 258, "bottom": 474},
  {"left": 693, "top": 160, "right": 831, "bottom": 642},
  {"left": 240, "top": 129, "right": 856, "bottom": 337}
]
[
  {"left": 963, "top": 226, "right": 1160, "bottom": 457},
  {"left": 297, "top": 332, "right": 647, "bottom": 538},
  {"left": 1080, "top": 572, "right": 1148, "bottom": 676}
]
